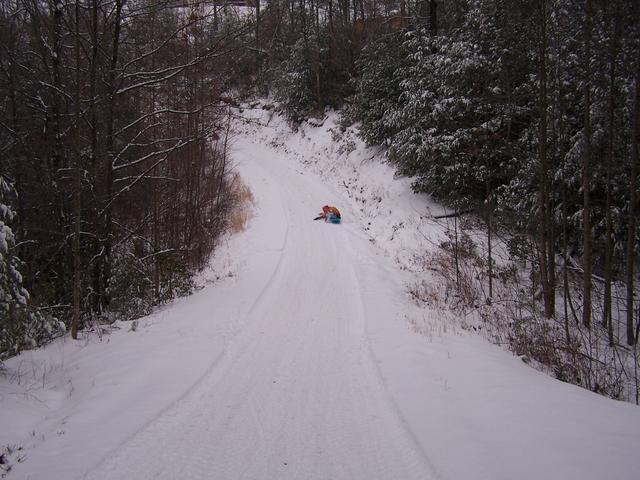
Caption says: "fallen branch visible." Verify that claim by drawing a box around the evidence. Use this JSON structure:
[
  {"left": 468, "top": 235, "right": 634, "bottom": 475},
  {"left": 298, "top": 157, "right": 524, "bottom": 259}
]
[{"left": 433, "top": 209, "right": 475, "bottom": 219}]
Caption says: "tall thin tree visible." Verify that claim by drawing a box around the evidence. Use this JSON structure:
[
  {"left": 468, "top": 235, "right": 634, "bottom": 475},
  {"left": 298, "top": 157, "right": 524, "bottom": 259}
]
[
  {"left": 602, "top": 0, "right": 621, "bottom": 346},
  {"left": 582, "top": 0, "right": 593, "bottom": 330},
  {"left": 71, "top": 0, "right": 82, "bottom": 340},
  {"left": 627, "top": 48, "right": 640, "bottom": 346}
]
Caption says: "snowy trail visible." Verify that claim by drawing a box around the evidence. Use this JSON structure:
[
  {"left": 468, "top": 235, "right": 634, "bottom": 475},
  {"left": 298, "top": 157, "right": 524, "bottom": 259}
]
[
  {"left": 83, "top": 139, "right": 437, "bottom": 479},
  {"left": 4, "top": 110, "right": 640, "bottom": 480}
]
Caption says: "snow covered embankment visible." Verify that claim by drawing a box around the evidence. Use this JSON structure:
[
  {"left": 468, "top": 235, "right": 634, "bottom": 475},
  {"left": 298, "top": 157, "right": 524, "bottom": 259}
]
[
  {"left": 0, "top": 102, "right": 638, "bottom": 480},
  {"left": 236, "top": 103, "right": 640, "bottom": 480}
]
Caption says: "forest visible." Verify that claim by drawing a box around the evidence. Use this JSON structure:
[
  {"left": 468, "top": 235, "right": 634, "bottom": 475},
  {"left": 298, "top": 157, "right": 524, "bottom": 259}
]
[
  {"left": 2, "top": 0, "right": 640, "bottom": 401},
  {"left": 0, "top": 0, "right": 248, "bottom": 356}
]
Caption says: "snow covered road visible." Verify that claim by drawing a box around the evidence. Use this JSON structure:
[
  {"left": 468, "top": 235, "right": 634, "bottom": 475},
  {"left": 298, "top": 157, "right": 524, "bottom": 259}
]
[
  {"left": 3, "top": 111, "right": 640, "bottom": 480},
  {"left": 82, "top": 138, "right": 438, "bottom": 479}
]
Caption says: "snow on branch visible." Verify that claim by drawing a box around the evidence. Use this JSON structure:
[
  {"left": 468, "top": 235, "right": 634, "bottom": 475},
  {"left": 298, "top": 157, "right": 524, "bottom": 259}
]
[
  {"left": 115, "top": 103, "right": 223, "bottom": 137},
  {"left": 112, "top": 139, "right": 187, "bottom": 172},
  {"left": 101, "top": 127, "right": 213, "bottom": 217}
]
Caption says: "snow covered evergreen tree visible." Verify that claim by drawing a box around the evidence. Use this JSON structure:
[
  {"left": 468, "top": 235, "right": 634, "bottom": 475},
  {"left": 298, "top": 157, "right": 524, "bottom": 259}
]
[
  {"left": 347, "top": 0, "right": 640, "bottom": 395},
  {"left": 347, "top": 32, "right": 408, "bottom": 146},
  {"left": 0, "top": 176, "right": 27, "bottom": 332},
  {"left": 0, "top": 176, "right": 59, "bottom": 362},
  {"left": 271, "top": 38, "right": 318, "bottom": 124}
]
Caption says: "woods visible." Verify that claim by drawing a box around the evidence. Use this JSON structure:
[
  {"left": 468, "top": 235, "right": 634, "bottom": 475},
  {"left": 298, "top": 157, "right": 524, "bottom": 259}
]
[
  {"left": 0, "top": 0, "right": 246, "bottom": 358},
  {"left": 2, "top": 0, "right": 640, "bottom": 402},
  {"left": 211, "top": 0, "right": 640, "bottom": 400},
  {"left": 342, "top": 0, "right": 640, "bottom": 400}
]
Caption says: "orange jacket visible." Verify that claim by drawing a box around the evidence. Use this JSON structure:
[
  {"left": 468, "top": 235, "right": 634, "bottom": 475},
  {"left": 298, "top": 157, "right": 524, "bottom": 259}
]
[{"left": 322, "top": 205, "right": 341, "bottom": 218}]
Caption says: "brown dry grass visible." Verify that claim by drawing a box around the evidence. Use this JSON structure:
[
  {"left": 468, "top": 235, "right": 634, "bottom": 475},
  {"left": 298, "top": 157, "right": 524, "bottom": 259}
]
[{"left": 229, "top": 174, "right": 255, "bottom": 233}]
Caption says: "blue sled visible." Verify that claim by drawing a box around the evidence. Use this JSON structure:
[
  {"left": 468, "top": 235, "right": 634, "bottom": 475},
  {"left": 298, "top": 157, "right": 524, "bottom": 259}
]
[{"left": 328, "top": 215, "right": 342, "bottom": 224}]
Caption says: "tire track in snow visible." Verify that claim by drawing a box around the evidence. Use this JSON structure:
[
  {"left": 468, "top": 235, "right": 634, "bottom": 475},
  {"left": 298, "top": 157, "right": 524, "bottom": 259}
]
[
  {"left": 81, "top": 153, "right": 295, "bottom": 480},
  {"left": 237, "top": 147, "right": 438, "bottom": 480},
  {"left": 341, "top": 228, "right": 442, "bottom": 478}
]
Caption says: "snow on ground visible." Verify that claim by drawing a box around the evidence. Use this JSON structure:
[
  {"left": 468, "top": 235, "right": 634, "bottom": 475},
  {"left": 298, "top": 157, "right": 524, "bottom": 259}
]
[{"left": 1, "top": 102, "right": 639, "bottom": 480}]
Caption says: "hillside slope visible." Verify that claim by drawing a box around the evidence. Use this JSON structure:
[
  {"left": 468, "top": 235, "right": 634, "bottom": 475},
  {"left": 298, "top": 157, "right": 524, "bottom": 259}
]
[{"left": 0, "top": 105, "right": 638, "bottom": 480}]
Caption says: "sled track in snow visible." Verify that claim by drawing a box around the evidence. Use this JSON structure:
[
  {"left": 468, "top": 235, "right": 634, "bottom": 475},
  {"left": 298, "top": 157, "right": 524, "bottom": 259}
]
[{"left": 348, "top": 245, "right": 441, "bottom": 479}]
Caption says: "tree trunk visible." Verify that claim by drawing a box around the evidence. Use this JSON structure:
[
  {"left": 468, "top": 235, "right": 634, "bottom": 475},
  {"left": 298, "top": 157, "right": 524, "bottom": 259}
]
[
  {"left": 429, "top": 0, "right": 437, "bottom": 35},
  {"left": 562, "top": 181, "right": 571, "bottom": 343},
  {"left": 486, "top": 181, "right": 493, "bottom": 303},
  {"left": 256, "top": 0, "right": 261, "bottom": 70},
  {"left": 627, "top": 50, "right": 640, "bottom": 346},
  {"left": 582, "top": 0, "right": 593, "bottom": 330},
  {"left": 89, "top": 0, "right": 100, "bottom": 314},
  {"left": 100, "top": 0, "right": 124, "bottom": 311},
  {"left": 538, "top": 0, "right": 554, "bottom": 318},
  {"left": 72, "top": 0, "right": 82, "bottom": 340},
  {"left": 454, "top": 203, "right": 460, "bottom": 291},
  {"left": 602, "top": 0, "right": 620, "bottom": 346}
]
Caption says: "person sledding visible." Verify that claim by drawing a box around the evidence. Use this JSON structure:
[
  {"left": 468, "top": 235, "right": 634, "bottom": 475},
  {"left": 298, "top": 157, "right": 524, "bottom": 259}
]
[{"left": 314, "top": 205, "right": 342, "bottom": 223}]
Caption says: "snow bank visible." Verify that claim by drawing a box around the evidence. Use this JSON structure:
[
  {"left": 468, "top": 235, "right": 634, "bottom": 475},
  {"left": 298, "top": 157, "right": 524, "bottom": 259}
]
[
  {"left": 0, "top": 102, "right": 638, "bottom": 480},
  {"left": 234, "top": 102, "right": 640, "bottom": 480}
]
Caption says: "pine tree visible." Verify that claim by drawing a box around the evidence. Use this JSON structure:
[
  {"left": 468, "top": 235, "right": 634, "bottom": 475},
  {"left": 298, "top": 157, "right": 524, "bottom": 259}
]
[
  {"left": 0, "top": 176, "right": 59, "bottom": 361},
  {"left": 272, "top": 37, "right": 317, "bottom": 123}
]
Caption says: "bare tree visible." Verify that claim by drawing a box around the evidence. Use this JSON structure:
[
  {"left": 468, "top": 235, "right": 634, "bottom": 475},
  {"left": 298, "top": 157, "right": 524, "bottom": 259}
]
[
  {"left": 628, "top": 46, "right": 640, "bottom": 346},
  {"left": 71, "top": 0, "right": 82, "bottom": 340},
  {"left": 602, "top": 0, "right": 621, "bottom": 346},
  {"left": 537, "top": 0, "right": 554, "bottom": 318},
  {"left": 582, "top": 0, "right": 593, "bottom": 330}
]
